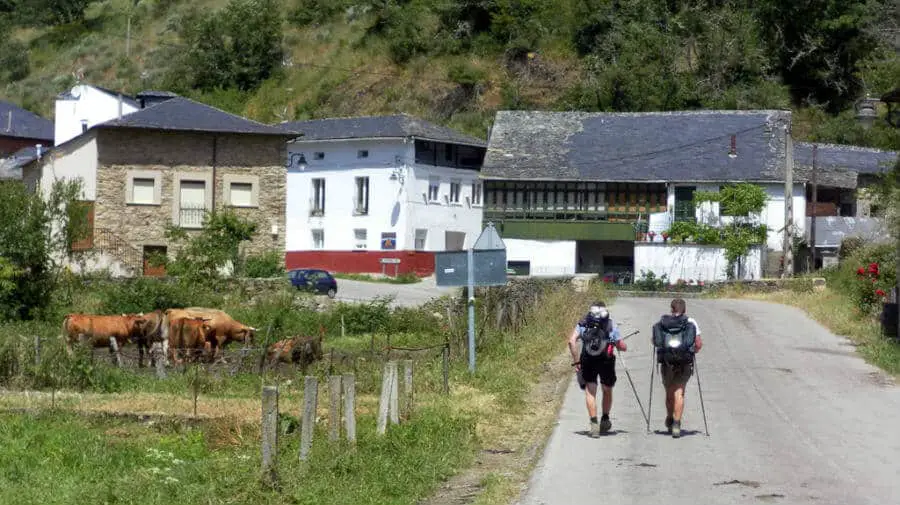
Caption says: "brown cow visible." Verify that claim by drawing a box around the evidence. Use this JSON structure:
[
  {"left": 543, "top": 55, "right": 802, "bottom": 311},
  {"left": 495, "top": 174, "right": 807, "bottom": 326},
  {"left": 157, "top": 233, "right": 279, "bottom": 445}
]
[
  {"left": 267, "top": 334, "right": 323, "bottom": 367},
  {"left": 166, "top": 317, "right": 214, "bottom": 366},
  {"left": 162, "top": 307, "right": 256, "bottom": 363},
  {"left": 62, "top": 313, "right": 147, "bottom": 356},
  {"left": 131, "top": 309, "right": 166, "bottom": 368}
]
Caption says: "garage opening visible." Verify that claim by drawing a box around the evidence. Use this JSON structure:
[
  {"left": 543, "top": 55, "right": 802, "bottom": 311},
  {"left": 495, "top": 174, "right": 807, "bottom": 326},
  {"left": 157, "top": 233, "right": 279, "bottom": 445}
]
[{"left": 575, "top": 240, "right": 634, "bottom": 281}]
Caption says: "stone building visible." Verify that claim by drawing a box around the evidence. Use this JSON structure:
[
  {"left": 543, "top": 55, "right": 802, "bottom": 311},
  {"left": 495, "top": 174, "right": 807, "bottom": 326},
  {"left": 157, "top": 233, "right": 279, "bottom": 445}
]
[{"left": 25, "top": 94, "right": 299, "bottom": 276}]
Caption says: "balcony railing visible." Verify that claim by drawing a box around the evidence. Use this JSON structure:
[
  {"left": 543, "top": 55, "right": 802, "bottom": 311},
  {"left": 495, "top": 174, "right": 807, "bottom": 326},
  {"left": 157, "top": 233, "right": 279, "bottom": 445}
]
[{"left": 179, "top": 206, "right": 208, "bottom": 228}]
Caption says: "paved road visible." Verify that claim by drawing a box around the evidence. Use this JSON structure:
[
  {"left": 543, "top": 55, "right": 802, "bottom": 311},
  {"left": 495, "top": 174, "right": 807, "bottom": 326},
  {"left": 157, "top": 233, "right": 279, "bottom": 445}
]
[
  {"left": 518, "top": 298, "right": 900, "bottom": 505},
  {"left": 333, "top": 277, "right": 457, "bottom": 307}
]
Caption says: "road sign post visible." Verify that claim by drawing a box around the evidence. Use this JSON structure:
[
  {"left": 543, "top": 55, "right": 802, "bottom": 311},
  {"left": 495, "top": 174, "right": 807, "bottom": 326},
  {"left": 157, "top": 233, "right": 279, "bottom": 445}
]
[{"left": 435, "top": 222, "right": 508, "bottom": 373}]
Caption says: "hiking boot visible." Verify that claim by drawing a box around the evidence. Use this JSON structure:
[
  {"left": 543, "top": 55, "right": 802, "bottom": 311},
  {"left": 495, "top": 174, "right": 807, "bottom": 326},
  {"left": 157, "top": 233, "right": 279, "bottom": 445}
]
[
  {"left": 665, "top": 416, "right": 674, "bottom": 434},
  {"left": 599, "top": 416, "right": 612, "bottom": 434},
  {"left": 671, "top": 420, "right": 681, "bottom": 438},
  {"left": 589, "top": 420, "right": 600, "bottom": 438}
]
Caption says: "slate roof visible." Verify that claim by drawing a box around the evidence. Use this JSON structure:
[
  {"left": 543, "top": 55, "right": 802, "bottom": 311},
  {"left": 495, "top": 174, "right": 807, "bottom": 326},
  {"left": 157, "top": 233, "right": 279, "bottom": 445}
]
[
  {"left": 0, "top": 146, "right": 43, "bottom": 179},
  {"left": 481, "top": 110, "right": 791, "bottom": 182},
  {"left": 0, "top": 101, "right": 54, "bottom": 142},
  {"left": 794, "top": 142, "right": 897, "bottom": 174},
  {"left": 97, "top": 97, "right": 301, "bottom": 136},
  {"left": 276, "top": 114, "right": 487, "bottom": 147}
]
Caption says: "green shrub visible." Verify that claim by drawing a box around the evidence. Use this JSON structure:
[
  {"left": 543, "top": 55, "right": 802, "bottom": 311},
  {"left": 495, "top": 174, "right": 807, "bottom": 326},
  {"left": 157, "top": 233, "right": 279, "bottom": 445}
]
[
  {"left": 834, "top": 244, "right": 897, "bottom": 315},
  {"left": 242, "top": 250, "right": 284, "bottom": 278},
  {"left": 95, "top": 278, "right": 221, "bottom": 315}
]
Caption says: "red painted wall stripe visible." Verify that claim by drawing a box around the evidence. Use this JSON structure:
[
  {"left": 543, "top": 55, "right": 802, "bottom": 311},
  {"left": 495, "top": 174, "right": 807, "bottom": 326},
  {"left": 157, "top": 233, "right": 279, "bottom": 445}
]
[{"left": 285, "top": 250, "right": 436, "bottom": 276}]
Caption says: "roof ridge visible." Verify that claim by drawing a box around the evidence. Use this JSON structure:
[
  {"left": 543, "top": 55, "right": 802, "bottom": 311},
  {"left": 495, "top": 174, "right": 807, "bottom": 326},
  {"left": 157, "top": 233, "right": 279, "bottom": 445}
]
[
  {"left": 281, "top": 113, "right": 407, "bottom": 124},
  {"left": 795, "top": 141, "right": 898, "bottom": 155},
  {"left": 496, "top": 109, "right": 790, "bottom": 117}
]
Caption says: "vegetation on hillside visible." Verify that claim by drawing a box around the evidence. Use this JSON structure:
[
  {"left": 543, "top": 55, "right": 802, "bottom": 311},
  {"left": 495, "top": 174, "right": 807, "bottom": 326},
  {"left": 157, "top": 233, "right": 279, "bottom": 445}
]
[{"left": 1, "top": 0, "right": 898, "bottom": 149}]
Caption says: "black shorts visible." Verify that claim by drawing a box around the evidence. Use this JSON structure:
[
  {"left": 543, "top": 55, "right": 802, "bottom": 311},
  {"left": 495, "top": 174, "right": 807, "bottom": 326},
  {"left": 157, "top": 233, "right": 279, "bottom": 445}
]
[{"left": 577, "top": 355, "right": 617, "bottom": 388}]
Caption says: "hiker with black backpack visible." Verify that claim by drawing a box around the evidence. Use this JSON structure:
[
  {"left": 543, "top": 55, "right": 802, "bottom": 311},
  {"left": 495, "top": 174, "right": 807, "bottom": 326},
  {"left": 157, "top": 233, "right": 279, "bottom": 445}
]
[
  {"left": 651, "top": 298, "right": 703, "bottom": 438},
  {"left": 567, "top": 301, "right": 627, "bottom": 437}
]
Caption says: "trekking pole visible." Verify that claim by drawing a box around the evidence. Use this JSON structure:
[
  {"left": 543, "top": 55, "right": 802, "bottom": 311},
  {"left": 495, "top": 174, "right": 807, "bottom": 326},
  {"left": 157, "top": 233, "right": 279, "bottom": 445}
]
[
  {"left": 647, "top": 350, "right": 655, "bottom": 434},
  {"left": 693, "top": 355, "right": 710, "bottom": 436},
  {"left": 615, "top": 331, "right": 647, "bottom": 426}
]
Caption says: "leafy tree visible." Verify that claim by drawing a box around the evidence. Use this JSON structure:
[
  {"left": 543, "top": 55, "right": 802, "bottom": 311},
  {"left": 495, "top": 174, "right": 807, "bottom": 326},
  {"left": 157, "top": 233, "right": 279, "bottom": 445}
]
[
  {"left": 11, "top": 0, "right": 92, "bottom": 26},
  {"left": 161, "top": 210, "right": 258, "bottom": 283}
]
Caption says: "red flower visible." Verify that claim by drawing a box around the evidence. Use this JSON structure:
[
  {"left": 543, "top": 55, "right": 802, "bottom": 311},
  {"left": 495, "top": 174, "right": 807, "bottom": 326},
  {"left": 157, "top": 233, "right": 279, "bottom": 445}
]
[
  {"left": 857, "top": 267, "right": 866, "bottom": 275},
  {"left": 868, "top": 262, "right": 879, "bottom": 274},
  {"left": 876, "top": 289, "right": 886, "bottom": 297}
]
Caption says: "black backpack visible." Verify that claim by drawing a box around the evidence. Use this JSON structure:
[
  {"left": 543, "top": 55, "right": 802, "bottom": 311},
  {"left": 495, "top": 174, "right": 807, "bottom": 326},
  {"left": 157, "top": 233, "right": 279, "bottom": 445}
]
[
  {"left": 580, "top": 317, "right": 614, "bottom": 359},
  {"left": 652, "top": 314, "right": 697, "bottom": 365}
]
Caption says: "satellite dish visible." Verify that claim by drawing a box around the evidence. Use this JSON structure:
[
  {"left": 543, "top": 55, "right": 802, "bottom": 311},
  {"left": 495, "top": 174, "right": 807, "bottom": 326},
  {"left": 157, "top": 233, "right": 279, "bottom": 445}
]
[{"left": 70, "top": 87, "right": 81, "bottom": 98}]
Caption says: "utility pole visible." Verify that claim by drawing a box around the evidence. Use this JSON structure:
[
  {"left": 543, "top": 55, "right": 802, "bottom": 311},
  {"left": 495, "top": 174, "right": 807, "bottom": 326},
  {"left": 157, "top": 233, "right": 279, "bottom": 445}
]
[
  {"left": 782, "top": 125, "right": 795, "bottom": 278},
  {"left": 809, "top": 144, "right": 818, "bottom": 272}
]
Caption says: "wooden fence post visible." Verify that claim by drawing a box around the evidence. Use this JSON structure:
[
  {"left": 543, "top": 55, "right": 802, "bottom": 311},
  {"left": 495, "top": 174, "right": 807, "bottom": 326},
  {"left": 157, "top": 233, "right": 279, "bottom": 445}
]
[
  {"left": 389, "top": 360, "right": 399, "bottom": 425},
  {"left": 377, "top": 361, "right": 392, "bottom": 435},
  {"left": 442, "top": 343, "right": 450, "bottom": 395},
  {"left": 328, "top": 375, "right": 342, "bottom": 441},
  {"left": 403, "top": 359, "right": 413, "bottom": 420},
  {"left": 343, "top": 374, "right": 356, "bottom": 444},
  {"left": 109, "top": 338, "right": 122, "bottom": 368},
  {"left": 261, "top": 385, "right": 278, "bottom": 486},
  {"left": 300, "top": 376, "right": 318, "bottom": 461},
  {"left": 341, "top": 315, "right": 346, "bottom": 338}
]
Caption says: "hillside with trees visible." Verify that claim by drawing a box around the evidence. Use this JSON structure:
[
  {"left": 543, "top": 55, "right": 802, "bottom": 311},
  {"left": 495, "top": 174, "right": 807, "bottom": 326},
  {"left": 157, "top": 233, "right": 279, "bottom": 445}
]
[{"left": 1, "top": 0, "right": 898, "bottom": 149}]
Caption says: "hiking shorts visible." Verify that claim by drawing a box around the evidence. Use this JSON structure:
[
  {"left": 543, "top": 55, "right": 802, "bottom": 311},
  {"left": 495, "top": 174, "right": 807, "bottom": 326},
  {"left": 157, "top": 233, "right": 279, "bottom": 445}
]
[
  {"left": 660, "top": 362, "right": 694, "bottom": 388},
  {"left": 577, "top": 356, "right": 617, "bottom": 389}
]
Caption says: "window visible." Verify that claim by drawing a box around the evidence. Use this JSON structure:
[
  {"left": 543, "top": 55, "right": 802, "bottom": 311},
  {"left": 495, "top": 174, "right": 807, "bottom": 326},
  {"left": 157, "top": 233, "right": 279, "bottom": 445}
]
[
  {"left": 132, "top": 178, "right": 155, "bottom": 204},
  {"left": 358, "top": 150, "right": 369, "bottom": 158},
  {"left": 354, "top": 176, "right": 369, "bottom": 215},
  {"left": 311, "top": 178, "right": 326, "bottom": 215},
  {"left": 314, "top": 152, "right": 325, "bottom": 160},
  {"left": 471, "top": 182, "right": 482, "bottom": 205},
  {"left": 126, "top": 170, "right": 161, "bottom": 205},
  {"left": 449, "top": 180, "right": 461, "bottom": 204},
  {"left": 229, "top": 183, "right": 253, "bottom": 207},
  {"left": 224, "top": 175, "right": 259, "bottom": 207},
  {"left": 673, "top": 186, "right": 696, "bottom": 223},
  {"left": 428, "top": 177, "right": 440, "bottom": 202},
  {"left": 414, "top": 229, "right": 427, "bottom": 250},
  {"left": 354, "top": 229, "right": 367, "bottom": 250},
  {"left": 179, "top": 180, "right": 207, "bottom": 228},
  {"left": 312, "top": 229, "right": 324, "bottom": 249}
]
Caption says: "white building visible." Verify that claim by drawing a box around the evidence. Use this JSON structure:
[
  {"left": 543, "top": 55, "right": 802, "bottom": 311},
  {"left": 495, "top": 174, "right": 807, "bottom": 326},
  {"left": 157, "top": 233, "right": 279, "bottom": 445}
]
[
  {"left": 53, "top": 84, "right": 159, "bottom": 146},
  {"left": 278, "top": 114, "right": 487, "bottom": 276}
]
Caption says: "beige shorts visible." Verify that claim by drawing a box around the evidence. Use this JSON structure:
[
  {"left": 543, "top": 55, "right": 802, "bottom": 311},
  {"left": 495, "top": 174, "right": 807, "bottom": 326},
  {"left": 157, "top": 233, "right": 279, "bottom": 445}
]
[{"left": 660, "top": 362, "right": 694, "bottom": 388}]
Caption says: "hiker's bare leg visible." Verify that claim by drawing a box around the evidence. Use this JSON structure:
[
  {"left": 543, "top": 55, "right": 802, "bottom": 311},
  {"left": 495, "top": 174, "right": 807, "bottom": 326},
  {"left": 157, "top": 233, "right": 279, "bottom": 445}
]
[
  {"left": 672, "top": 385, "right": 686, "bottom": 421},
  {"left": 601, "top": 385, "right": 613, "bottom": 415},
  {"left": 665, "top": 384, "right": 675, "bottom": 418},
  {"left": 585, "top": 382, "right": 598, "bottom": 418}
]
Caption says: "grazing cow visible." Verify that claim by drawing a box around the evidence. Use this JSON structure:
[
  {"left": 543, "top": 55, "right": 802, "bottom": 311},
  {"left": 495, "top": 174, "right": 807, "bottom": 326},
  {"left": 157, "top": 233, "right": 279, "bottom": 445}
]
[
  {"left": 267, "top": 334, "right": 323, "bottom": 367},
  {"left": 162, "top": 308, "right": 256, "bottom": 363},
  {"left": 62, "top": 313, "right": 147, "bottom": 356},
  {"left": 166, "top": 316, "right": 214, "bottom": 366},
  {"left": 131, "top": 309, "right": 166, "bottom": 368}
]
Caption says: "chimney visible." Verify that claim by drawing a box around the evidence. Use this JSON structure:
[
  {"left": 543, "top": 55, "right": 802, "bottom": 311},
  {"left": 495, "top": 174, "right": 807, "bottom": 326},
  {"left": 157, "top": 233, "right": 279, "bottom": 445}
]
[
  {"left": 728, "top": 134, "right": 737, "bottom": 158},
  {"left": 36, "top": 144, "right": 42, "bottom": 159},
  {"left": 5, "top": 111, "right": 10, "bottom": 132},
  {"left": 117, "top": 94, "right": 123, "bottom": 119}
]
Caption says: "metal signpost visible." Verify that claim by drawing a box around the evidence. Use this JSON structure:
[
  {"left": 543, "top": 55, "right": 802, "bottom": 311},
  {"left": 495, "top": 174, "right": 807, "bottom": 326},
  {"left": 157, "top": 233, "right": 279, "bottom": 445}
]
[{"left": 435, "top": 222, "right": 508, "bottom": 373}]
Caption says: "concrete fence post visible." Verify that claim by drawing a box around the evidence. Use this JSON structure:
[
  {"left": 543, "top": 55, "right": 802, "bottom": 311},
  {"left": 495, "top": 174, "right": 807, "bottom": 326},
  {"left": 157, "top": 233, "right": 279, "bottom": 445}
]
[
  {"left": 343, "top": 374, "right": 356, "bottom": 444},
  {"left": 261, "top": 385, "right": 278, "bottom": 486},
  {"left": 300, "top": 376, "right": 318, "bottom": 461},
  {"left": 328, "top": 375, "right": 342, "bottom": 441}
]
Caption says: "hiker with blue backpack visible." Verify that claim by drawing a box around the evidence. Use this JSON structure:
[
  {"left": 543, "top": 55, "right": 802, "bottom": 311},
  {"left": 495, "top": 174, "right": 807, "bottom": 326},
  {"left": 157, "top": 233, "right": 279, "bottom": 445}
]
[
  {"left": 567, "top": 301, "right": 628, "bottom": 437},
  {"left": 650, "top": 298, "right": 704, "bottom": 438}
]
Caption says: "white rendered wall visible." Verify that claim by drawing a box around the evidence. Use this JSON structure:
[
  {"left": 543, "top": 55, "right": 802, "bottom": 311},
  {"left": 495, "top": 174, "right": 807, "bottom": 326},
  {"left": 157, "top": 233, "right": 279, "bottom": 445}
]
[
  {"left": 506, "top": 239, "right": 577, "bottom": 276},
  {"left": 634, "top": 243, "right": 763, "bottom": 282},
  {"left": 37, "top": 134, "right": 98, "bottom": 200},
  {"left": 54, "top": 85, "right": 139, "bottom": 146}
]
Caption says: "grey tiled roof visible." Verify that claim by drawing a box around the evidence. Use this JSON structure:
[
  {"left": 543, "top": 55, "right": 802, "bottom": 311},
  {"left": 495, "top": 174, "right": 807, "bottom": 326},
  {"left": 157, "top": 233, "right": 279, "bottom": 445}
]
[
  {"left": 277, "top": 114, "right": 487, "bottom": 147},
  {"left": 0, "top": 146, "right": 43, "bottom": 179},
  {"left": 794, "top": 142, "right": 897, "bottom": 174},
  {"left": 481, "top": 110, "right": 791, "bottom": 182},
  {"left": 0, "top": 101, "right": 54, "bottom": 142},
  {"left": 97, "top": 97, "right": 301, "bottom": 136}
]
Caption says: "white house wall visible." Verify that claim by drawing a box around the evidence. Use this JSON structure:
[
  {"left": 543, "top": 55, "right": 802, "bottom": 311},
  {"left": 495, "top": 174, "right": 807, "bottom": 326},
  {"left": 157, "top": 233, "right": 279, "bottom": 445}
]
[
  {"left": 286, "top": 138, "right": 409, "bottom": 251},
  {"left": 762, "top": 183, "right": 806, "bottom": 251},
  {"left": 634, "top": 243, "right": 763, "bottom": 282},
  {"left": 506, "top": 239, "right": 576, "bottom": 276},
  {"left": 38, "top": 135, "right": 98, "bottom": 200},
  {"left": 54, "top": 85, "right": 139, "bottom": 146},
  {"left": 406, "top": 160, "right": 483, "bottom": 251}
]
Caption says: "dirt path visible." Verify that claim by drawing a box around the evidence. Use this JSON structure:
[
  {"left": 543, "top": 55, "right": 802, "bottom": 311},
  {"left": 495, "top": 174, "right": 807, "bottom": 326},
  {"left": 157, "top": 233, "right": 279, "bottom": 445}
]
[{"left": 517, "top": 298, "right": 900, "bottom": 505}]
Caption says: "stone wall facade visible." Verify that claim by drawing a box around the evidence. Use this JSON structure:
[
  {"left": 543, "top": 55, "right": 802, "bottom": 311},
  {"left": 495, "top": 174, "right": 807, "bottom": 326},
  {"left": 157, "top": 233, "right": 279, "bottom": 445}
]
[{"left": 94, "top": 129, "right": 288, "bottom": 269}]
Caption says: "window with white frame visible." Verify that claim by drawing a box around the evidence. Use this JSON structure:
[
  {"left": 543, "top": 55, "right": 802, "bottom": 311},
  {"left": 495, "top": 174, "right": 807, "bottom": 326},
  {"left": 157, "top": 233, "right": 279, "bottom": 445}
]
[
  {"left": 471, "top": 181, "right": 482, "bottom": 205},
  {"left": 414, "top": 229, "right": 427, "bottom": 250},
  {"left": 354, "top": 176, "right": 369, "bottom": 215},
  {"left": 311, "top": 178, "right": 326, "bottom": 215},
  {"left": 179, "top": 180, "right": 207, "bottom": 228},
  {"left": 229, "top": 182, "right": 253, "bottom": 207},
  {"left": 354, "top": 229, "right": 367, "bottom": 249},
  {"left": 312, "top": 229, "right": 324, "bottom": 249},
  {"left": 428, "top": 177, "right": 440, "bottom": 202},
  {"left": 132, "top": 178, "right": 155, "bottom": 204},
  {"left": 449, "top": 180, "right": 461, "bottom": 204}
]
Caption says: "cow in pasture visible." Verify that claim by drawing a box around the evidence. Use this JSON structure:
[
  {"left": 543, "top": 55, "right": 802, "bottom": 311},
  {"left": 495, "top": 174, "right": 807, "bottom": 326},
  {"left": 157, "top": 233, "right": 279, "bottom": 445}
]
[
  {"left": 131, "top": 309, "right": 166, "bottom": 368},
  {"left": 267, "top": 334, "right": 323, "bottom": 368},
  {"left": 166, "top": 316, "right": 214, "bottom": 366},
  {"left": 62, "top": 313, "right": 147, "bottom": 356},
  {"left": 162, "top": 307, "right": 256, "bottom": 364}
]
